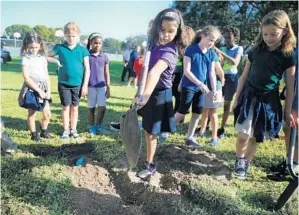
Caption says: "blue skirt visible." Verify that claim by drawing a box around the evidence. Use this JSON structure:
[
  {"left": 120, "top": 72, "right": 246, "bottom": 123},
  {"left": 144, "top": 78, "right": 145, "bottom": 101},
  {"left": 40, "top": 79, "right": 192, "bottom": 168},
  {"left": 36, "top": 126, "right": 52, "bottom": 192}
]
[{"left": 137, "top": 88, "right": 176, "bottom": 135}]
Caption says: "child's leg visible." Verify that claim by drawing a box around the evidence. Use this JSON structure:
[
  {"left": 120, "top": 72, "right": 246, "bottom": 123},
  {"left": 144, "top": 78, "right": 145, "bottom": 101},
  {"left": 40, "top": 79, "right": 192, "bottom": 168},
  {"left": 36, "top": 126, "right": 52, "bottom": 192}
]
[
  {"left": 221, "top": 100, "right": 231, "bottom": 128},
  {"left": 88, "top": 108, "right": 95, "bottom": 126},
  {"left": 27, "top": 109, "right": 37, "bottom": 132},
  {"left": 283, "top": 124, "right": 298, "bottom": 163},
  {"left": 199, "top": 108, "right": 208, "bottom": 134},
  {"left": 61, "top": 105, "right": 70, "bottom": 130},
  {"left": 209, "top": 108, "right": 218, "bottom": 140},
  {"left": 244, "top": 137, "right": 259, "bottom": 162},
  {"left": 127, "top": 77, "right": 133, "bottom": 86},
  {"left": 236, "top": 132, "right": 250, "bottom": 158},
  {"left": 41, "top": 102, "right": 51, "bottom": 130},
  {"left": 145, "top": 131, "right": 158, "bottom": 163},
  {"left": 187, "top": 113, "right": 200, "bottom": 139},
  {"left": 174, "top": 112, "right": 185, "bottom": 123},
  {"left": 133, "top": 78, "right": 137, "bottom": 88},
  {"left": 97, "top": 106, "right": 106, "bottom": 126},
  {"left": 70, "top": 105, "right": 79, "bottom": 130}
]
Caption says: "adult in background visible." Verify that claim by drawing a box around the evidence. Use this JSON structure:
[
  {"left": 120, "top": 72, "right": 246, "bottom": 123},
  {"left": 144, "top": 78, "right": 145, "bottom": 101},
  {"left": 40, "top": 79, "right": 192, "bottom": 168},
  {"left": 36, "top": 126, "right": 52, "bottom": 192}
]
[
  {"left": 127, "top": 45, "right": 141, "bottom": 87},
  {"left": 121, "top": 45, "right": 132, "bottom": 82}
]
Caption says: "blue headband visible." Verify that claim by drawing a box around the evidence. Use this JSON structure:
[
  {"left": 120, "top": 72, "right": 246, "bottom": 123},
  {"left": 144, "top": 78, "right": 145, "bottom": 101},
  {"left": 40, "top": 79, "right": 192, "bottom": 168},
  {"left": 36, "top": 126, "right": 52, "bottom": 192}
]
[{"left": 161, "top": 12, "right": 180, "bottom": 24}]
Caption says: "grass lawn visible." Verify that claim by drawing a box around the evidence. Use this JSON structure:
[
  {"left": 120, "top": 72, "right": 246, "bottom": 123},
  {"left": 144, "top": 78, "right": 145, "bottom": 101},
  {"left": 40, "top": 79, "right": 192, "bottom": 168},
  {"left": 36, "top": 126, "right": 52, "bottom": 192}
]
[{"left": 1, "top": 58, "right": 298, "bottom": 215}]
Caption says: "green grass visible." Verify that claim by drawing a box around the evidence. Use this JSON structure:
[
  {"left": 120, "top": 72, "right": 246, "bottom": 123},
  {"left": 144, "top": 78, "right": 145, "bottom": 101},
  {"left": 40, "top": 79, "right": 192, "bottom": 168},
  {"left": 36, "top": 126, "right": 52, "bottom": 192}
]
[{"left": 1, "top": 58, "right": 298, "bottom": 214}]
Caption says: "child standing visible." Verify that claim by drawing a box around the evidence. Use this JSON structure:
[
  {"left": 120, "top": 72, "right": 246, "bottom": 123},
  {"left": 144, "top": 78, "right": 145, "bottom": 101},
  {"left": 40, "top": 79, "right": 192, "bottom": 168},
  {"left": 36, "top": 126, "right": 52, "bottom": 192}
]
[
  {"left": 133, "top": 47, "right": 145, "bottom": 86},
  {"left": 233, "top": 10, "right": 297, "bottom": 179},
  {"left": 48, "top": 22, "right": 90, "bottom": 139},
  {"left": 136, "top": 8, "right": 187, "bottom": 179},
  {"left": 86, "top": 33, "right": 110, "bottom": 135},
  {"left": 18, "top": 32, "right": 53, "bottom": 141},
  {"left": 127, "top": 45, "right": 140, "bottom": 88},
  {"left": 174, "top": 26, "right": 221, "bottom": 148},
  {"left": 214, "top": 26, "right": 244, "bottom": 138},
  {"left": 198, "top": 55, "right": 225, "bottom": 145}
]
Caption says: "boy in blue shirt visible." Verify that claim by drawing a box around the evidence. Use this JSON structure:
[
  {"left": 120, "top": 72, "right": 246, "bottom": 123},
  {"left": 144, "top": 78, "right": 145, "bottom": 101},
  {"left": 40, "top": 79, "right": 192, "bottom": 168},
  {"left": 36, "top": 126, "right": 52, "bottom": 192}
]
[{"left": 48, "top": 22, "right": 90, "bottom": 139}]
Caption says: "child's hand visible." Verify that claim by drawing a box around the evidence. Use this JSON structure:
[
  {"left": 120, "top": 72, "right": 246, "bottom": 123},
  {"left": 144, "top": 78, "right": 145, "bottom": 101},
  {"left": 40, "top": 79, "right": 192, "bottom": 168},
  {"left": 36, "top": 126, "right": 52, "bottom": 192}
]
[
  {"left": 199, "top": 84, "right": 210, "bottom": 94},
  {"left": 46, "top": 92, "right": 51, "bottom": 100},
  {"left": 221, "top": 78, "right": 225, "bottom": 86},
  {"left": 106, "top": 87, "right": 110, "bottom": 98},
  {"left": 38, "top": 90, "right": 47, "bottom": 99},
  {"left": 285, "top": 112, "right": 297, "bottom": 128},
  {"left": 81, "top": 85, "right": 88, "bottom": 98},
  {"left": 135, "top": 95, "right": 149, "bottom": 107},
  {"left": 56, "top": 60, "right": 62, "bottom": 67},
  {"left": 232, "top": 101, "right": 238, "bottom": 111}
]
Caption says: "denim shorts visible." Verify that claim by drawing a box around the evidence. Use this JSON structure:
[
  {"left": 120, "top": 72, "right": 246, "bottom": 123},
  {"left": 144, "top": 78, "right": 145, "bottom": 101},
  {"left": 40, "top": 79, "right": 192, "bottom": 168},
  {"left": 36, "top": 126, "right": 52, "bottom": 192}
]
[
  {"left": 178, "top": 88, "right": 204, "bottom": 114},
  {"left": 223, "top": 74, "right": 238, "bottom": 101},
  {"left": 137, "top": 88, "right": 176, "bottom": 135}
]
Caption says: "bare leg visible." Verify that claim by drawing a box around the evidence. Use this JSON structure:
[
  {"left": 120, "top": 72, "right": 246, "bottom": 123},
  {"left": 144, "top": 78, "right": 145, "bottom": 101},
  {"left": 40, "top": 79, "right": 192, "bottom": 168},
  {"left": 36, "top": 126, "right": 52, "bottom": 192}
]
[
  {"left": 236, "top": 132, "right": 250, "bottom": 158},
  {"left": 70, "top": 105, "right": 79, "bottom": 130},
  {"left": 209, "top": 108, "right": 218, "bottom": 140},
  {"left": 127, "top": 77, "right": 133, "bottom": 87},
  {"left": 88, "top": 108, "right": 95, "bottom": 126},
  {"left": 174, "top": 112, "right": 185, "bottom": 124},
  {"left": 27, "top": 109, "right": 37, "bottom": 132},
  {"left": 61, "top": 105, "right": 70, "bottom": 130},
  {"left": 244, "top": 137, "right": 259, "bottom": 161},
  {"left": 133, "top": 78, "right": 137, "bottom": 88},
  {"left": 145, "top": 131, "right": 158, "bottom": 163},
  {"left": 199, "top": 108, "right": 209, "bottom": 134},
  {"left": 221, "top": 100, "right": 231, "bottom": 128},
  {"left": 96, "top": 106, "right": 106, "bottom": 126},
  {"left": 41, "top": 102, "right": 51, "bottom": 130},
  {"left": 187, "top": 113, "right": 200, "bottom": 139}
]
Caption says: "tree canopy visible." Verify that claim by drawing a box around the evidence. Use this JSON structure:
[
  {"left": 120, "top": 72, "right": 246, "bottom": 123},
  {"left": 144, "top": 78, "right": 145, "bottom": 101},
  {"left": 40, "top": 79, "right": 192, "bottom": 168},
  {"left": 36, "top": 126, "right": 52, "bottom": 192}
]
[{"left": 172, "top": 1, "right": 298, "bottom": 50}]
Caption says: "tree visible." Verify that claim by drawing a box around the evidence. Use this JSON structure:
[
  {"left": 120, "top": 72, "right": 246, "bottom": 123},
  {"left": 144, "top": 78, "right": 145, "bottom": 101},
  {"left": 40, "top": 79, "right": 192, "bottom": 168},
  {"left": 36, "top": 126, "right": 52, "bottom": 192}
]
[
  {"left": 172, "top": 1, "right": 298, "bottom": 51},
  {"left": 125, "top": 34, "right": 147, "bottom": 49},
  {"left": 102, "top": 38, "right": 122, "bottom": 53},
  {"left": 5, "top": 24, "right": 33, "bottom": 39}
]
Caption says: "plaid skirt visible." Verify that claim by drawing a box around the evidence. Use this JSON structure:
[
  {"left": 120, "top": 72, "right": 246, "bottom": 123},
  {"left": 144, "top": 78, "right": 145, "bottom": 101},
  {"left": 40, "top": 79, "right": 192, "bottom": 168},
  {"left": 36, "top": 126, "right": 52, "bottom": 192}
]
[{"left": 137, "top": 88, "right": 176, "bottom": 135}]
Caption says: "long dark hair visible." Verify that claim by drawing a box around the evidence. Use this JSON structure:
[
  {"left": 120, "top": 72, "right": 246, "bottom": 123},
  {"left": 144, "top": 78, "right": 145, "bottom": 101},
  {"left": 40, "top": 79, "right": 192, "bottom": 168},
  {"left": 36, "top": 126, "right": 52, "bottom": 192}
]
[
  {"left": 149, "top": 8, "right": 187, "bottom": 56},
  {"left": 20, "top": 32, "right": 45, "bottom": 56}
]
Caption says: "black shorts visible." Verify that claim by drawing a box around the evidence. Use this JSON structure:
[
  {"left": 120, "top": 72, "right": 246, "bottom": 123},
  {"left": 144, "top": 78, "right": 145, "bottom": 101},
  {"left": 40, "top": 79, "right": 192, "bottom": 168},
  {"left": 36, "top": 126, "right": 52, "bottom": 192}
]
[
  {"left": 128, "top": 68, "right": 136, "bottom": 78},
  {"left": 137, "top": 88, "right": 176, "bottom": 135},
  {"left": 58, "top": 83, "right": 81, "bottom": 106},
  {"left": 178, "top": 88, "right": 204, "bottom": 114}
]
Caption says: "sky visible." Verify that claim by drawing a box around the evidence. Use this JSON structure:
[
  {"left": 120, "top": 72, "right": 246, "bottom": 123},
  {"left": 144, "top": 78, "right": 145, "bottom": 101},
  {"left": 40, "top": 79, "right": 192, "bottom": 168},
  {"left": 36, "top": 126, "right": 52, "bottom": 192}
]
[{"left": 1, "top": 0, "right": 173, "bottom": 41}]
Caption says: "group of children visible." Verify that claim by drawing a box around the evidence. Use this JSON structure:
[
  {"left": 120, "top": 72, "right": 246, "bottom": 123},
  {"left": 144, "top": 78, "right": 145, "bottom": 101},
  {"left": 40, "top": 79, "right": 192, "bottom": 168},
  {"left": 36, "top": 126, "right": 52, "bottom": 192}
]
[{"left": 18, "top": 8, "right": 297, "bottom": 180}]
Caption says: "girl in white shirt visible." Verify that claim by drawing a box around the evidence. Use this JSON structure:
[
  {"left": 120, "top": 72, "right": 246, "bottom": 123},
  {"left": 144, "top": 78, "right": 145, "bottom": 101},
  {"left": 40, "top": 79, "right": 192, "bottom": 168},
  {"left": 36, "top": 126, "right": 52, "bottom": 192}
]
[{"left": 18, "top": 32, "right": 53, "bottom": 141}]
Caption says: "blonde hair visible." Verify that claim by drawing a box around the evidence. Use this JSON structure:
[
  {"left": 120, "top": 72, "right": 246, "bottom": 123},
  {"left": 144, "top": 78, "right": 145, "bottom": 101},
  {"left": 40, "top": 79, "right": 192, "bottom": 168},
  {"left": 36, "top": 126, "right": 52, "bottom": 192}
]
[
  {"left": 179, "top": 26, "right": 195, "bottom": 56},
  {"left": 192, "top": 25, "right": 221, "bottom": 44},
  {"left": 64, "top": 22, "right": 80, "bottom": 35},
  {"left": 253, "top": 10, "right": 296, "bottom": 56}
]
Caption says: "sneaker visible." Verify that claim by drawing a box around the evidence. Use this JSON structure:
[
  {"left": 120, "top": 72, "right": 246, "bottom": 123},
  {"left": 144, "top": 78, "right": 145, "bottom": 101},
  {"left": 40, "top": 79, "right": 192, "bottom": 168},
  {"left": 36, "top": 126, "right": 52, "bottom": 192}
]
[
  {"left": 158, "top": 132, "right": 169, "bottom": 144},
  {"left": 185, "top": 137, "right": 201, "bottom": 149},
  {"left": 137, "top": 162, "right": 156, "bottom": 179},
  {"left": 234, "top": 157, "right": 246, "bottom": 179},
  {"left": 60, "top": 130, "right": 70, "bottom": 139},
  {"left": 109, "top": 122, "right": 121, "bottom": 131},
  {"left": 31, "top": 131, "right": 41, "bottom": 141},
  {"left": 245, "top": 161, "right": 251, "bottom": 175},
  {"left": 209, "top": 138, "right": 219, "bottom": 146},
  {"left": 70, "top": 129, "right": 80, "bottom": 138},
  {"left": 96, "top": 125, "right": 111, "bottom": 134},
  {"left": 40, "top": 129, "right": 54, "bottom": 139},
  {"left": 89, "top": 126, "right": 97, "bottom": 136},
  {"left": 217, "top": 127, "right": 225, "bottom": 138}
]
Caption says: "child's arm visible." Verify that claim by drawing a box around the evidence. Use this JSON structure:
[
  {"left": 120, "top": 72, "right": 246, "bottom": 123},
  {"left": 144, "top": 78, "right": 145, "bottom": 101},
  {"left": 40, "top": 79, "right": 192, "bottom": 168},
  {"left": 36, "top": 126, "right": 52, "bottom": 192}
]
[
  {"left": 232, "top": 58, "right": 251, "bottom": 109},
  {"left": 47, "top": 50, "right": 62, "bottom": 67},
  {"left": 138, "top": 60, "right": 168, "bottom": 106},
  {"left": 285, "top": 65, "right": 296, "bottom": 127},
  {"left": 22, "top": 64, "right": 46, "bottom": 99},
  {"left": 104, "top": 62, "right": 110, "bottom": 98},
  {"left": 183, "top": 56, "right": 210, "bottom": 93},
  {"left": 81, "top": 56, "right": 90, "bottom": 97},
  {"left": 214, "top": 46, "right": 242, "bottom": 66},
  {"left": 215, "top": 61, "right": 225, "bottom": 86},
  {"left": 209, "top": 62, "right": 217, "bottom": 92},
  {"left": 44, "top": 58, "right": 51, "bottom": 99}
]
